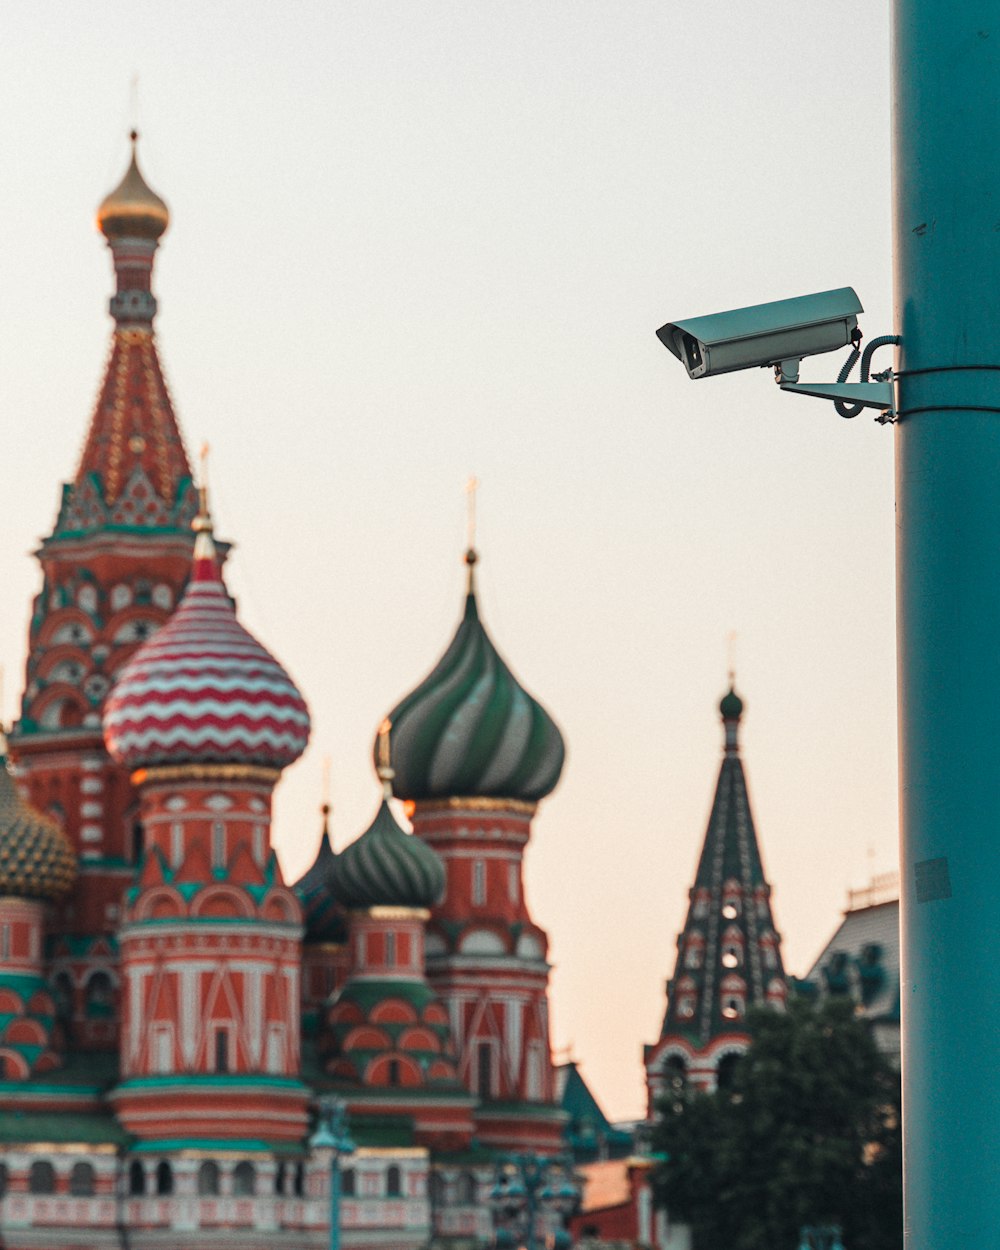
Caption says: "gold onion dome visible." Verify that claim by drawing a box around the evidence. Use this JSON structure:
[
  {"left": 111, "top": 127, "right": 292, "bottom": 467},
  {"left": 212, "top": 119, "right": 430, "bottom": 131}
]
[
  {"left": 96, "top": 132, "right": 170, "bottom": 241},
  {"left": 0, "top": 757, "right": 77, "bottom": 902}
]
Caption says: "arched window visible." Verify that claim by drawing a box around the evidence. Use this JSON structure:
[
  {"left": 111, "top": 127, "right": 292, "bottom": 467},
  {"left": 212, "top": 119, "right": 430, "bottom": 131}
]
[
  {"left": 128, "top": 1160, "right": 146, "bottom": 1195},
  {"left": 717, "top": 1051, "right": 743, "bottom": 1091},
  {"left": 664, "top": 1054, "right": 688, "bottom": 1093},
  {"left": 340, "top": 1167, "right": 355, "bottom": 1197},
  {"left": 233, "top": 1162, "right": 256, "bottom": 1196},
  {"left": 69, "top": 1161, "right": 96, "bottom": 1196},
  {"left": 0, "top": 1162, "right": 9, "bottom": 1197},
  {"left": 428, "top": 1170, "right": 445, "bottom": 1205},
  {"left": 85, "top": 971, "right": 114, "bottom": 1019},
  {"left": 293, "top": 1162, "right": 305, "bottom": 1197},
  {"left": 274, "top": 1161, "right": 286, "bottom": 1195},
  {"left": 155, "top": 1161, "right": 173, "bottom": 1195},
  {"left": 386, "top": 1165, "right": 402, "bottom": 1197},
  {"left": 29, "top": 1161, "right": 56, "bottom": 1194},
  {"left": 476, "top": 1042, "right": 494, "bottom": 1099},
  {"left": 456, "top": 1170, "right": 476, "bottom": 1205},
  {"left": 197, "top": 1161, "right": 220, "bottom": 1196}
]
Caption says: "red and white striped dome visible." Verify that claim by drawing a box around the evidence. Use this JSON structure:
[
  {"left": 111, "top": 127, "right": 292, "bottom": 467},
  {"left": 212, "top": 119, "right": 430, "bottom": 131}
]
[{"left": 103, "top": 527, "right": 310, "bottom": 771}]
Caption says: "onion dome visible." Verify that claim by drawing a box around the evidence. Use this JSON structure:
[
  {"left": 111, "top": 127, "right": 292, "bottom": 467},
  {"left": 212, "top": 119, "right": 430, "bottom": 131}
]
[
  {"left": 380, "top": 550, "right": 565, "bottom": 803},
  {"left": 0, "top": 756, "right": 77, "bottom": 902},
  {"left": 720, "top": 684, "right": 744, "bottom": 720},
  {"left": 103, "top": 498, "right": 310, "bottom": 771},
  {"left": 97, "top": 132, "right": 170, "bottom": 241},
  {"left": 294, "top": 805, "right": 347, "bottom": 944},
  {"left": 332, "top": 740, "right": 445, "bottom": 910}
]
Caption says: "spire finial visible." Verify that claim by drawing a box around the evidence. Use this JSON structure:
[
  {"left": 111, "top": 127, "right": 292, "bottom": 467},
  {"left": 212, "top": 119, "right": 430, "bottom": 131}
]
[
  {"left": 129, "top": 73, "right": 140, "bottom": 140},
  {"left": 726, "top": 629, "right": 738, "bottom": 687},
  {"left": 192, "top": 442, "right": 219, "bottom": 569},
  {"left": 376, "top": 718, "right": 395, "bottom": 798},
  {"left": 321, "top": 754, "right": 332, "bottom": 841},
  {"left": 464, "top": 475, "right": 479, "bottom": 593}
]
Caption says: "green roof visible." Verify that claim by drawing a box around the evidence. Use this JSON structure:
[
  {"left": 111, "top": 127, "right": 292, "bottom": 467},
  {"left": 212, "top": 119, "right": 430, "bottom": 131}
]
[{"left": 0, "top": 1110, "right": 129, "bottom": 1146}]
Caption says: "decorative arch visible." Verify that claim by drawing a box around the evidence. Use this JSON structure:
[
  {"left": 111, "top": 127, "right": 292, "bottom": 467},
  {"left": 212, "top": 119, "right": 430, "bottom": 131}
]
[
  {"left": 36, "top": 645, "right": 91, "bottom": 682},
  {"left": 458, "top": 928, "right": 507, "bottom": 956},
  {"left": 134, "top": 887, "right": 186, "bottom": 921},
  {"left": 369, "top": 999, "right": 418, "bottom": 1025},
  {"left": 341, "top": 1025, "right": 393, "bottom": 1051},
  {"left": 5, "top": 1018, "right": 47, "bottom": 1046},
  {"left": 0, "top": 989, "right": 23, "bottom": 1014},
  {"left": 515, "top": 932, "right": 545, "bottom": 959},
  {"left": 329, "top": 1000, "right": 365, "bottom": 1026},
  {"left": 397, "top": 1026, "right": 442, "bottom": 1053},
  {"left": 34, "top": 687, "right": 89, "bottom": 730},
  {"left": 38, "top": 611, "right": 96, "bottom": 648},
  {"left": 365, "top": 1053, "right": 422, "bottom": 1087},
  {"left": 260, "top": 889, "right": 300, "bottom": 925},
  {"left": 190, "top": 886, "right": 254, "bottom": 920},
  {"left": 0, "top": 1048, "right": 30, "bottom": 1079}
]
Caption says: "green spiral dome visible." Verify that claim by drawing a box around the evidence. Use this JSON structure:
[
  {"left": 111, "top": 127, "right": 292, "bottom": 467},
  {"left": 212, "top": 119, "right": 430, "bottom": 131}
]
[
  {"left": 380, "top": 580, "right": 565, "bottom": 803},
  {"left": 0, "top": 759, "right": 77, "bottom": 902},
  {"left": 332, "top": 799, "right": 445, "bottom": 910}
]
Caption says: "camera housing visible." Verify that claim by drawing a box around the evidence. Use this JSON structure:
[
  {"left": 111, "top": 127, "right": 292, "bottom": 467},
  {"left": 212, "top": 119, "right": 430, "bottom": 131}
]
[{"left": 656, "top": 287, "right": 863, "bottom": 380}]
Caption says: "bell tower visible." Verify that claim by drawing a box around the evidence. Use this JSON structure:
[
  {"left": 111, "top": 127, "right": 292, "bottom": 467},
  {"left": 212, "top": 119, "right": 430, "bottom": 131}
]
[
  {"left": 8, "top": 136, "right": 199, "bottom": 1047},
  {"left": 645, "top": 684, "right": 787, "bottom": 1104}
]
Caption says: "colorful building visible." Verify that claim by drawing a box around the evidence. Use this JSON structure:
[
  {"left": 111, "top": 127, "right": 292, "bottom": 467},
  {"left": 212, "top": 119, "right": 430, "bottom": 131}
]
[{"left": 0, "top": 139, "right": 571, "bottom": 1250}]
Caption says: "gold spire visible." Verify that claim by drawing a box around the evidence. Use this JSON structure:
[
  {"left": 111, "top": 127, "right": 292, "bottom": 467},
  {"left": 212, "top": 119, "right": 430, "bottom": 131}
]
[
  {"left": 97, "top": 131, "right": 170, "bottom": 242},
  {"left": 464, "top": 475, "right": 479, "bottom": 593},
  {"left": 192, "top": 442, "right": 217, "bottom": 562},
  {"left": 376, "top": 718, "right": 395, "bottom": 798}
]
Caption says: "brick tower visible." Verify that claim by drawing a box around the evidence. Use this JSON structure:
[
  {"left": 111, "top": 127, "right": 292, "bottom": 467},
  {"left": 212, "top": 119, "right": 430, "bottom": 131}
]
[
  {"left": 380, "top": 546, "right": 567, "bottom": 1153},
  {"left": 8, "top": 136, "right": 199, "bottom": 1051},
  {"left": 103, "top": 499, "right": 312, "bottom": 1145},
  {"left": 644, "top": 684, "right": 787, "bottom": 1104},
  {"left": 325, "top": 726, "right": 476, "bottom": 1152}
]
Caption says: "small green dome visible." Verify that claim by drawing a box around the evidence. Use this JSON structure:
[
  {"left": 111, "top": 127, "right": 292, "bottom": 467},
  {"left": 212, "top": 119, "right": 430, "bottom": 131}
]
[
  {"left": 332, "top": 800, "right": 445, "bottom": 910},
  {"left": 0, "top": 760, "right": 77, "bottom": 903},
  {"left": 380, "top": 579, "right": 565, "bottom": 804},
  {"left": 719, "top": 685, "right": 744, "bottom": 720}
]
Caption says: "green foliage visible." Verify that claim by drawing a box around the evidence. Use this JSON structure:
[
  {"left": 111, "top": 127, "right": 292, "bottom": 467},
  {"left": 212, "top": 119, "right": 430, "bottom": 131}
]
[{"left": 651, "top": 999, "right": 902, "bottom": 1250}]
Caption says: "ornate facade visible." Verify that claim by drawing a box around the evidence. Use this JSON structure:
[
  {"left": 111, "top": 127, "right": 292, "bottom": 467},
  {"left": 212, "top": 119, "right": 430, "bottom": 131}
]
[
  {"left": 0, "top": 140, "right": 570, "bottom": 1250},
  {"left": 644, "top": 686, "right": 787, "bottom": 1104}
]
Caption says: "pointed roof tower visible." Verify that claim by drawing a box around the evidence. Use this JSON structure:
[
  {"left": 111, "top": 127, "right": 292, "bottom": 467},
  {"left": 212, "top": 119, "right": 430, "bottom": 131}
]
[
  {"left": 644, "top": 684, "right": 788, "bottom": 1101},
  {"left": 52, "top": 133, "right": 196, "bottom": 539}
]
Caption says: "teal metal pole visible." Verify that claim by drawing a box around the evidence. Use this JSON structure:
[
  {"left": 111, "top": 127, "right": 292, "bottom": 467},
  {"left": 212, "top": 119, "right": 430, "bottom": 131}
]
[{"left": 893, "top": 2, "right": 1000, "bottom": 1244}]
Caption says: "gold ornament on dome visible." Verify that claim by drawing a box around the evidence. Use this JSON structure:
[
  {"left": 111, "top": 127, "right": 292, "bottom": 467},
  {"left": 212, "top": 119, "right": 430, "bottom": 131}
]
[
  {"left": 0, "top": 764, "right": 77, "bottom": 902},
  {"left": 96, "top": 132, "right": 170, "bottom": 242}
]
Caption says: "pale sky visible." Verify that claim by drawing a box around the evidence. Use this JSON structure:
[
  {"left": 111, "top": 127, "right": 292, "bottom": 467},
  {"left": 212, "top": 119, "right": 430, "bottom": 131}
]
[{"left": 0, "top": 3, "right": 896, "bottom": 1120}]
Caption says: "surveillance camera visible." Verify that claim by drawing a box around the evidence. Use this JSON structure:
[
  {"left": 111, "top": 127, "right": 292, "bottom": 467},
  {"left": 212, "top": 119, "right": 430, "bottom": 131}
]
[{"left": 656, "top": 287, "right": 863, "bottom": 380}]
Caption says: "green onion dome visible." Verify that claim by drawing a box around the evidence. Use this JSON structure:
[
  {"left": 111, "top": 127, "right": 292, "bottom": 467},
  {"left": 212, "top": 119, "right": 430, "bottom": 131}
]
[
  {"left": 0, "top": 758, "right": 77, "bottom": 902},
  {"left": 332, "top": 793, "right": 445, "bottom": 911},
  {"left": 379, "top": 555, "right": 566, "bottom": 803},
  {"left": 720, "top": 684, "right": 744, "bottom": 720}
]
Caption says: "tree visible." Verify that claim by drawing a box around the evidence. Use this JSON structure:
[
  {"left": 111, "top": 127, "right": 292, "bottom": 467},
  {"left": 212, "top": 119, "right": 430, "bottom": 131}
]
[{"left": 651, "top": 998, "right": 902, "bottom": 1250}]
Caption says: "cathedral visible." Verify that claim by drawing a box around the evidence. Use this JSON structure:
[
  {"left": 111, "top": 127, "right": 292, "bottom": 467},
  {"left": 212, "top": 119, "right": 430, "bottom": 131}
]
[
  {"left": 0, "top": 139, "right": 571, "bottom": 1250},
  {"left": 0, "top": 139, "right": 808, "bottom": 1250}
]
